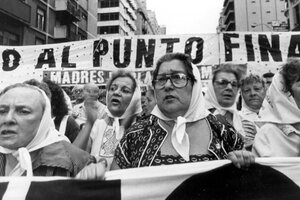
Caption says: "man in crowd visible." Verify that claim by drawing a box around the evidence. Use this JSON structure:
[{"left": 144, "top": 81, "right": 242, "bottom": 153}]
[
  {"left": 262, "top": 71, "right": 275, "bottom": 90},
  {"left": 72, "top": 83, "right": 106, "bottom": 129},
  {"left": 71, "top": 85, "right": 85, "bottom": 106}
]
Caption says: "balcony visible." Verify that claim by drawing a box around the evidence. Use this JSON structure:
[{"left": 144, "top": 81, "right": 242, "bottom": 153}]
[
  {"left": 127, "top": 0, "right": 137, "bottom": 10},
  {"left": 55, "top": 0, "right": 81, "bottom": 24},
  {"left": 54, "top": 25, "right": 78, "bottom": 42},
  {"left": 223, "top": 0, "right": 233, "bottom": 8},
  {"left": 0, "top": 0, "right": 31, "bottom": 24},
  {"left": 223, "top": 0, "right": 234, "bottom": 16},
  {"left": 225, "top": 21, "right": 236, "bottom": 31},
  {"left": 224, "top": 10, "right": 235, "bottom": 25},
  {"left": 54, "top": 25, "right": 67, "bottom": 38}
]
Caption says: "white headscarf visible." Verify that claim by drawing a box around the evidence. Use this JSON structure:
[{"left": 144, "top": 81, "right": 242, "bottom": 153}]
[
  {"left": 105, "top": 77, "right": 142, "bottom": 140},
  {"left": 0, "top": 86, "right": 66, "bottom": 176},
  {"left": 152, "top": 64, "right": 210, "bottom": 161},
  {"left": 204, "top": 79, "right": 244, "bottom": 136},
  {"left": 239, "top": 96, "right": 260, "bottom": 122},
  {"left": 256, "top": 72, "right": 300, "bottom": 125}
]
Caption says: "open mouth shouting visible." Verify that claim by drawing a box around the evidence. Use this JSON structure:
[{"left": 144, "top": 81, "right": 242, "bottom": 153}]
[{"left": 110, "top": 98, "right": 121, "bottom": 105}]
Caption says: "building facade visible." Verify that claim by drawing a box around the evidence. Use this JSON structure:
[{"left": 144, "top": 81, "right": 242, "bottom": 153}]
[
  {"left": 285, "top": 0, "right": 300, "bottom": 31},
  {"left": 96, "top": 0, "right": 164, "bottom": 36},
  {"left": 97, "top": 0, "right": 137, "bottom": 36},
  {"left": 135, "top": 0, "right": 156, "bottom": 34},
  {"left": 158, "top": 25, "right": 166, "bottom": 35},
  {"left": 219, "top": 0, "right": 288, "bottom": 32},
  {"left": 0, "top": 0, "right": 97, "bottom": 46}
]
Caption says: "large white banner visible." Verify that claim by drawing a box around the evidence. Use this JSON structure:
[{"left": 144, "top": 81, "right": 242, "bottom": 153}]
[
  {"left": 0, "top": 158, "right": 299, "bottom": 200},
  {"left": 0, "top": 32, "right": 300, "bottom": 88}
]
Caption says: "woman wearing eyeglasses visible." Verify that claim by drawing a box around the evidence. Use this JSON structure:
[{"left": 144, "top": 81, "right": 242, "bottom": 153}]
[
  {"left": 204, "top": 64, "right": 257, "bottom": 149},
  {"left": 99, "top": 52, "right": 255, "bottom": 171},
  {"left": 76, "top": 53, "right": 254, "bottom": 178}
]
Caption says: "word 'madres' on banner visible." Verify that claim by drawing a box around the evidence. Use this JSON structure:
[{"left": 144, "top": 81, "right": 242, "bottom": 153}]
[
  {"left": 1, "top": 32, "right": 300, "bottom": 87},
  {"left": 43, "top": 69, "right": 153, "bottom": 86}
]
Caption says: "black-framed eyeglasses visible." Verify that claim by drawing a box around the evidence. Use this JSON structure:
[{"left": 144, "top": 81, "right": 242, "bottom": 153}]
[
  {"left": 154, "top": 73, "right": 190, "bottom": 89},
  {"left": 214, "top": 79, "right": 239, "bottom": 89}
]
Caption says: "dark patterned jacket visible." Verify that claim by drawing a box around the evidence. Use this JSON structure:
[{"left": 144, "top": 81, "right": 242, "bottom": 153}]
[{"left": 114, "top": 114, "right": 244, "bottom": 169}]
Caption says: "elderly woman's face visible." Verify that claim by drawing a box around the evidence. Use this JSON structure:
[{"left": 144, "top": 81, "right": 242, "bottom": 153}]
[
  {"left": 213, "top": 72, "right": 239, "bottom": 107},
  {"left": 154, "top": 59, "right": 192, "bottom": 119},
  {"left": 241, "top": 81, "right": 266, "bottom": 110},
  {"left": 107, "top": 77, "right": 134, "bottom": 117},
  {"left": 0, "top": 87, "right": 43, "bottom": 150}
]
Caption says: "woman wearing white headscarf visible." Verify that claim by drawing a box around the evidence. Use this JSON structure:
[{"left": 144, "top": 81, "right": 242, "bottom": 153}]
[
  {"left": 73, "top": 70, "right": 142, "bottom": 170},
  {"left": 109, "top": 53, "right": 254, "bottom": 170},
  {"left": 204, "top": 64, "right": 245, "bottom": 135},
  {"left": 253, "top": 58, "right": 300, "bottom": 157},
  {"left": 0, "top": 83, "right": 93, "bottom": 177},
  {"left": 204, "top": 64, "right": 259, "bottom": 150}
]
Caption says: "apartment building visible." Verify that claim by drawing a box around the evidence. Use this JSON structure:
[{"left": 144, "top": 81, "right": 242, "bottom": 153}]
[
  {"left": 97, "top": 0, "right": 137, "bottom": 36},
  {"left": 97, "top": 0, "right": 164, "bottom": 36},
  {"left": 0, "top": 0, "right": 97, "bottom": 45},
  {"left": 285, "top": 0, "right": 300, "bottom": 31},
  {"left": 135, "top": 0, "right": 156, "bottom": 34},
  {"left": 219, "top": 0, "right": 288, "bottom": 32}
]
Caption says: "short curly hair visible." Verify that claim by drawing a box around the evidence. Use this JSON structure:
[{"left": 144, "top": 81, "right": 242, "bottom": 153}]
[
  {"left": 280, "top": 58, "right": 300, "bottom": 96},
  {"left": 43, "top": 79, "right": 69, "bottom": 120},
  {"left": 240, "top": 74, "right": 265, "bottom": 89},
  {"left": 212, "top": 63, "right": 243, "bottom": 85},
  {"left": 106, "top": 69, "right": 137, "bottom": 92},
  {"left": 151, "top": 53, "right": 197, "bottom": 88}
]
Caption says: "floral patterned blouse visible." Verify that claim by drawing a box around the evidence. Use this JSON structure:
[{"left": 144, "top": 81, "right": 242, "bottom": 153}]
[{"left": 114, "top": 114, "right": 244, "bottom": 169}]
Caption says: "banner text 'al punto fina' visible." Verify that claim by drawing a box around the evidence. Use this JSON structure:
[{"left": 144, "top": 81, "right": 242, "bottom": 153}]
[{"left": 1, "top": 32, "right": 300, "bottom": 88}]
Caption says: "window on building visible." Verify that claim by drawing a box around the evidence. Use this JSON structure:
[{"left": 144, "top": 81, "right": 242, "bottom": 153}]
[
  {"left": 251, "top": 0, "right": 256, "bottom": 3},
  {"left": 68, "top": 24, "right": 77, "bottom": 40},
  {"left": 36, "top": 8, "right": 46, "bottom": 31},
  {"left": 0, "top": 30, "right": 19, "bottom": 45},
  {"left": 35, "top": 37, "right": 45, "bottom": 45},
  {"left": 266, "top": 0, "right": 270, "bottom": 2},
  {"left": 98, "top": 26, "right": 119, "bottom": 34},
  {"left": 266, "top": 11, "right": 271, "bottom": 13},
  {"left": 82, "top": 13, "right": 87, "bottom": 21},
  {"left": 99, "top": 12, "right": 119, "bottom": 21},
  {"left": 78, "top": 33, "right": 87, "bottom": 41},
  {"left": 99, "top": 0, "right": 119, "bottom": 8},
  {"left": 252, "top": 12, "right": 256, "bottom": 14}
]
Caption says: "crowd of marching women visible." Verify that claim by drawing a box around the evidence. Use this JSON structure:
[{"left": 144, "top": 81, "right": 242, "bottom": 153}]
[{"left": 0, "top": 52, "right": 299, "bottom": 179}]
